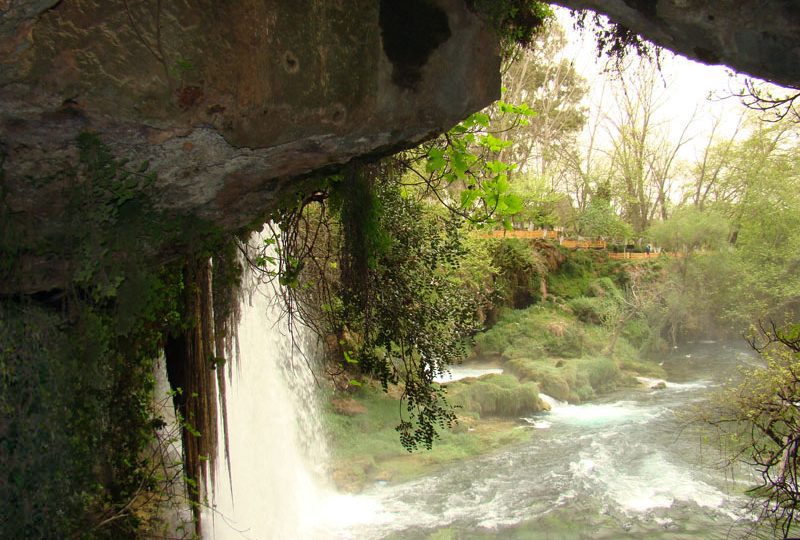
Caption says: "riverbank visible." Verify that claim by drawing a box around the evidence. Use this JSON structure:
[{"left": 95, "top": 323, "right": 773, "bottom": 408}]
[
  {"left": 326, "top": 342, "right": 758, "bottom": 540},
  {"left": 324, "top": 293, "right": 666, "bottom": 492},
  {"left": 325, "top": 385, "right": 533, "bottom": 492}
]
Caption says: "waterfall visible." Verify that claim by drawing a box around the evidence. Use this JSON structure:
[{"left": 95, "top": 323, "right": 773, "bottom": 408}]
[{"left": 204, "top": 250, "right": 329, "bottom": 539}]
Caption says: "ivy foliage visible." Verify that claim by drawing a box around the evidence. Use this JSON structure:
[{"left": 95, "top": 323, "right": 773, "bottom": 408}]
[
  {"left": 0, "top": 133, "right": 233, "bottom": 537},
  {"left": 489, "top": 237, "right": 549, "bottom": 309},
  {"left": 0, "top": 269, "right": 189, "bottom": 538},
  {"left": 331, "top": 165, "right": 481, "bottom": 451},
  {"left": 467, "top": 0, "right": 554, "bottom": 55},
  {"left": 571, "top": 9, "right": 661, "bottom": 64}
]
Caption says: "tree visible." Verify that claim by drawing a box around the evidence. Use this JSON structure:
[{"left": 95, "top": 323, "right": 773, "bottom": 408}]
[
  {"left": 707, "top": 120, "right": 800, "bottom": 327},
  {"left": 644, "top": 206, "right": 731, "bottom": 342},
  {"left": 702, "top": 322, "right": 800, "bottom": 538},
  {"left": 496, "top": 20, "right": 589, "bottom": 178},
  {"left": 508, "top": 173, "right": 564, "bottom": 228},
  {"left": 555, "top": 78, "right": 614, "bottom": 216},
  {"left": 575, "top": 182, "right": 632, "bottom": 240},
  {"left": 683, "top": 113, "right": 744, "bottom": 210},
  {"left": 643, "top": 117, "right": 800, "bottom": 339},
  {"left": 605, "top": 60, "right": 695, "bottom": 231},
  {"left": 647, "top": 206, "right": 730, "bottom": 254}
]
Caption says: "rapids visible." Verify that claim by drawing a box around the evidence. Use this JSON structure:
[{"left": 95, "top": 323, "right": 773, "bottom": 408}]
[
  {"left": 203, "top": 254, "right": 762, "bottom": 539},
  {"left": 325, "top": 343, "right": 761, "bottom": 539}
]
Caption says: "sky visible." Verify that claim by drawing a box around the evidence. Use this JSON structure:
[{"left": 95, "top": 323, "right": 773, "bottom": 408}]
[{"left": 553, "top": 7, "right": 752, "bottom": 163}]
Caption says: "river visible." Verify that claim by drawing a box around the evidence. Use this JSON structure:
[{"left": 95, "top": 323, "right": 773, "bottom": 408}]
[
  {"left": 204, "top": 264, "right": 765, "bottom": 539},
  {"left": 321, "top": 342, "right": 763, "bottom": 539}
]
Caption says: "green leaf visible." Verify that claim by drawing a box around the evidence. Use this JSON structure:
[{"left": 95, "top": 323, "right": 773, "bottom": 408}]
[
  {"left": 502, "top": 193, "right": 524, "bottom": 215},
  {"left": 495, "top": 174, "right": 509, "bottom": 194},
  {"left": 425, "top": 148, "right": 446, "bottom": 173},
  {"left": 450, "top": 150, "right": 470, "bottom": 178},
  {"left": 471, "top": 112, "right": 490, "bottom": 128},
  {"left": 460, "top": 189, "right": 479, "bottom": 209},
  {"left": 480, "top": 134, "right": 512, "bottom": 153}
]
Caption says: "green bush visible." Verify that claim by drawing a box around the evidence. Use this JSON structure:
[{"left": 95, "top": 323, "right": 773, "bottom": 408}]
[
  {"left": 507, "top": 358, "right": 573, "bottom": 401},
  {"left": 587, "top": 276, "right": 623, "bottom": 301},
  {"left": 622, "top": 317, "right": 652, "bottom": 349},
  {"left": 547, "top": 272, "right": 590, "bottom": 299},
  {"left": 568, "top": 296, "right": 605, "bottom": 324},
  {"left": 541, "top": 322, "right": 586, "bottom": 358},
  {"left": 574, "top": 357, "right": 620, "bottom": 394},
  {"left": 505, "top": 355, "right": 622, "bottom": 403},
  {"left": 447, "top": 374, "right": 543, "bottom": 417}
]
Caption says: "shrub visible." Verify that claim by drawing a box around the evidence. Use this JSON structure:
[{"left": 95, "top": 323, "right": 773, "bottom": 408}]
[
  {"left": 505, "top": 355, "right": 622, "bottom": 403},
  {"left": 447, "top": 374, "right": 543, "bottom": 417},
  {"left": 506, "top": 358, "right": 572, "bottom": 401},
  {"left": 622, "top": 317, "right": 651, "bottom": 349},
  {"left": 587, "top": 276, "right": 623, "bottom": 301},
  {"left": 568, "top": 296, "right": 605, "bottom": 324},
  {"left": 574, "top": 357, "right": 620, "bottom": 394}
]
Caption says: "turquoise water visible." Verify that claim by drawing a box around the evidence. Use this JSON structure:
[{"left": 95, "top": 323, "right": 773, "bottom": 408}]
[{"left": 324, "top": 343, "right": 764, "bottom": 539}]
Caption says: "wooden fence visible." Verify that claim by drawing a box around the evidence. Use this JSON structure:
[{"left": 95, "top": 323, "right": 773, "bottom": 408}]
[
  {"left": 485, "top": 229, "right": 560, "bottom": 240},
  {"left": 608, "top": 252, "right": 657, "bottom": 260},
  {"left": 561, "top": 239, "right": 607, "bottom": 250},
  {"left": 481, "top": 230, "right": 686, "bottom": 260}
]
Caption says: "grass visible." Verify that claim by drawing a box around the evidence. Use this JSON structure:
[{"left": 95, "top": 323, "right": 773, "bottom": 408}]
[{"left": 323, "top": 384, "right": 533, "bottom": 491}]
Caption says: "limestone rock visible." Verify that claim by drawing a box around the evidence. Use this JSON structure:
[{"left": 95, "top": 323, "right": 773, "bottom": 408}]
[
  {"left": 0, "top": 0, "right": 500, "bottom": 293},
  {"left": 556, "top": 0, "right": 800, "bottom": 89}
]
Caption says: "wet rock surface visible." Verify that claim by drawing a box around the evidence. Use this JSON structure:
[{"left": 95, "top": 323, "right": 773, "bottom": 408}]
[
  {"left": 0, "top": 0, "right": 499, "bottom": 292},
  {"left": 556, "top": 0, "right": 800, "bottom": 89}
]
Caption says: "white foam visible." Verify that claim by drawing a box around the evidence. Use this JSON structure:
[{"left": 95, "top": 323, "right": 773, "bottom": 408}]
[
  {"left": 539, "top": 393, "right": 567, "bottom": 409},
  {"left": 520, "top": 418, "right": 552, "bottom": 429},
  {"left": 548, "top": 401, "right": 639, "bottom": 424},
  {"left": 636, "top": 376, "right": 711, "bottom": 392},
  {"left": 570, "top": 442, "right": 733, "bottom": 516}
]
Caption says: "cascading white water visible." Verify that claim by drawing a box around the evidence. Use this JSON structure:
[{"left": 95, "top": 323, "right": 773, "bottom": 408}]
[{"left": 204, "top": 242, "right": 330, "bottom": 539}]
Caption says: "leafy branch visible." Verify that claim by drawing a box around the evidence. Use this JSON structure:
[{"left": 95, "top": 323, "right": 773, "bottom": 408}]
[{"left": 401, "top": 100, "right": 535, "bottom": 228}]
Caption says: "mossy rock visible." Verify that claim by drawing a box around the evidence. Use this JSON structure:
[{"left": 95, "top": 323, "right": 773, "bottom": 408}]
[
  {"left": 447, "top": 373, "right": 544, "bottom": 417},
  {"left": 505, "top": 355, "right": 622, "bottom": 403}
]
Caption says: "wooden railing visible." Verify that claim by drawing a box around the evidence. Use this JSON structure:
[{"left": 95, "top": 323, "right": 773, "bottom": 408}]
[
  {"left": 483, "top": 230, "right": 605, "bottom": 249},
  {"left": 608, "top": 252, "right": 658, "bottom": 260},
  {"left": 561, "top": 239, "right": 607, "bottom": 250},
  {"left": 485, "top": 229, "right": 559, "bottom": 240},
  {"left": 482, "top": 230, "right": 679, "bottom": 260}
]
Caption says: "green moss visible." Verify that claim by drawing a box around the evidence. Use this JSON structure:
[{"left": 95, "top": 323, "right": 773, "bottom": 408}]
[
  {"left": 472, "top": 294, "right": 664, "bottom": 403},
  {"left": 505, "top": 355, "right": 622, "bottom": 403},
  {"left": 447, "top": 373, "right": 543, "bottom": 417},
  {"left": 0, "top": 133, "right": 244, "bottom": 537},
  {"left": 324, "top": 384, "right": 532, "bottom": 490}
]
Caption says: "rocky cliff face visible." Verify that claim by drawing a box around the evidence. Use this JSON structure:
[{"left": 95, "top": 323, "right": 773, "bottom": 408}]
[
  {"left": 555, "top": 0, "right": 800, "bottom": 89},
  {"left": 0, "top": 0, "right": 499, "bottom": 292},
  {"left": 3, "top": 0, "right": 800, "bottom": 293}
]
